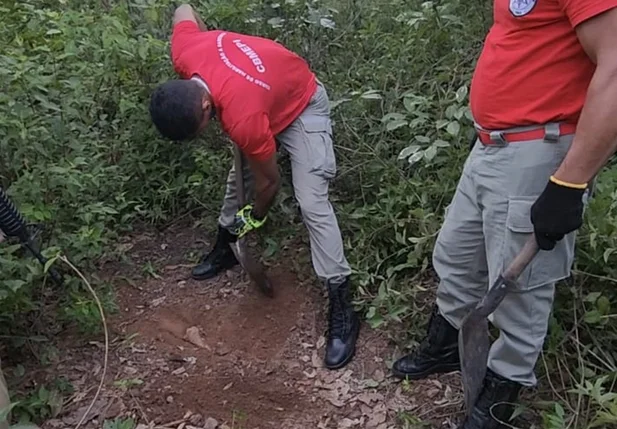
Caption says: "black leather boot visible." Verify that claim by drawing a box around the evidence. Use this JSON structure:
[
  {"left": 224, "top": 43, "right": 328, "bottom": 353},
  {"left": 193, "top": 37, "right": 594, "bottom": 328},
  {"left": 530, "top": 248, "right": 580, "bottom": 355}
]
[
  {"left": 392, "top": 305, "right": 460, "bottom": 379},
  {"left": 191, "top": 225, "right": 239, "bottom": 280},
  {"left": 324, "top": 277, "right": 360, "bottom": 369},
  {"left": 459, "top": 369, "right": 522, "bottom": 429}
]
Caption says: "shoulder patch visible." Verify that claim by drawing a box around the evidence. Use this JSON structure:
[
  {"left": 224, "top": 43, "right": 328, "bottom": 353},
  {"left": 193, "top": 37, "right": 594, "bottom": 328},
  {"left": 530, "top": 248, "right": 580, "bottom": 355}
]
[{"left": 509, "top": 0, "right": 537, "bottom": 17}]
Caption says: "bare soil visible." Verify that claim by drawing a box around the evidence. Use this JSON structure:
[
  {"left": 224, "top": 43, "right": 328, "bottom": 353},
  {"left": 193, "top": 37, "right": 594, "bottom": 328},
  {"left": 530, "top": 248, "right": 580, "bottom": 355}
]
[{"left": 4, "top": 225, "right": 467, "bottom": 429}]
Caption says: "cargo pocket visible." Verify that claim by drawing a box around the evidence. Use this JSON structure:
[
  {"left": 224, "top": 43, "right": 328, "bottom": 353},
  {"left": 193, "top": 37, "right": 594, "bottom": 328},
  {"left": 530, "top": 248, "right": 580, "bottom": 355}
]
[
  {"left": 503, "top": 198, "right": 574, "bottom": 290},
  {"left": 300, "top": 116, "right": 337, "bottom": 180}
]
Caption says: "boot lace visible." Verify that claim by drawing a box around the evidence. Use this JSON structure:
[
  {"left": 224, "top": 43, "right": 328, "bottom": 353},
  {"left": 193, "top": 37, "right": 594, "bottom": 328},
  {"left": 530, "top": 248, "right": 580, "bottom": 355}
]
[{"left": 328, "top": 290, "right": 348, "bottom": 339}]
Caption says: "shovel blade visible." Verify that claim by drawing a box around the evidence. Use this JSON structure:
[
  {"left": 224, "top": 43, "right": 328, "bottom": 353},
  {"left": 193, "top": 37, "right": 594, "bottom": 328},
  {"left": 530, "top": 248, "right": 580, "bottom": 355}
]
[
  {"left": 229, "top": 240, "right": 274, "bottom": 298},
  {"left": 458, "top": 235, "right": 540, "bottom": 415},
  {"left": 459, "top": 314, "right": 490, "bottom": 415}
]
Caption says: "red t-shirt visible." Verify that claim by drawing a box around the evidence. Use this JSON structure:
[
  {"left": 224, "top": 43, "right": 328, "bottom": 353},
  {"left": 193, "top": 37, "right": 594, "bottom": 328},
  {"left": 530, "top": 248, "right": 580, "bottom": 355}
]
[
  {"left": 470, "top": 0, "right": 617, "bottom": 130},
  {"left": 171, "top": 21, "right": 317, "bottom": 160}
]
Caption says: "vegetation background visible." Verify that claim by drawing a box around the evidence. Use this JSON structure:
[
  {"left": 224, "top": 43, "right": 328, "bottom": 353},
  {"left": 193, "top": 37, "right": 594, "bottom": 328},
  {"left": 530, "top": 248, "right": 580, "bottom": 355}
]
[{"left": 1, "top": 0, "right": 616, "bottom": 427}]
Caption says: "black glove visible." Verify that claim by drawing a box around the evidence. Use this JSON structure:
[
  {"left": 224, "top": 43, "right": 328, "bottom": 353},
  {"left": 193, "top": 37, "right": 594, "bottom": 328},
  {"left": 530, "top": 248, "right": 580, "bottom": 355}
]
[{"left": 530, "top": 177, "right": 586, "bottom": 251}]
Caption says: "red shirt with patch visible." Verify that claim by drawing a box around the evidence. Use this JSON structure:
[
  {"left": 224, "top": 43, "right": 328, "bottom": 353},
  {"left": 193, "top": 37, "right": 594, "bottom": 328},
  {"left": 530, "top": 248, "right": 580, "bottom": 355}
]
[
  {"left": 171, "top": 21, "right": 317, "bottom": 160},
  {"left": 470, "top": 0, "right": 617, "bottom": 129}
]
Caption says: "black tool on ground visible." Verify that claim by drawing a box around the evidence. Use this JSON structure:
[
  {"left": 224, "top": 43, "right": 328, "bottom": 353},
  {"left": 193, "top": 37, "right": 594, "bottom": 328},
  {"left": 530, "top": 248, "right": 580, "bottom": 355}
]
[{"left": 0, "top": 187, "right": 63, "bottom": 285}]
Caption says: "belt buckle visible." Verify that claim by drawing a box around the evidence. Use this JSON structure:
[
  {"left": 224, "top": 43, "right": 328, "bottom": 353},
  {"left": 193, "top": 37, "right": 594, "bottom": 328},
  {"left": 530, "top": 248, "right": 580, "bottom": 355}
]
[{"left": 489, "top": 131, "right": 508, "bottom": 147}]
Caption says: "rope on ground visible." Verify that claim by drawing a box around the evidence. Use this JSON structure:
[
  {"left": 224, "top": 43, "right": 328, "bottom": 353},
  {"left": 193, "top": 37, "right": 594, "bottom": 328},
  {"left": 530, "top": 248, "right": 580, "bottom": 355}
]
[{"left": 57, "top": 255, "right": 109, "bottom": 429}]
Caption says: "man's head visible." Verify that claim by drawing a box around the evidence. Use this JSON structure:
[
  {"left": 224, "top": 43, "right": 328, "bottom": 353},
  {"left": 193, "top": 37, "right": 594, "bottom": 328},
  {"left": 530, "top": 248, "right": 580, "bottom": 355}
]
[{"left": 149, "top": 79, "right": 213, "bottom": 141}]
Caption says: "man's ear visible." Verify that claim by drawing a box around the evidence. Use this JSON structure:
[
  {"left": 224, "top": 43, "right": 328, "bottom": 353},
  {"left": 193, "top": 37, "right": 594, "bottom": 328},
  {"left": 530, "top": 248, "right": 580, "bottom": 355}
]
[
  {"left": 201, "top": 95, "right": 211, "bottom": 112},
  {"left": 202, "top": 94, "right": 216, "bottom": 119}
]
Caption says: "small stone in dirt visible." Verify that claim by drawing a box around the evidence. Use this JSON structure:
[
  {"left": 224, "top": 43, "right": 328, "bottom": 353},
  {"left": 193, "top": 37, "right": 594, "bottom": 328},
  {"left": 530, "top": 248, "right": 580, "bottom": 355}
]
[
  {"left": 203, "top": 417, "right": 219, "bottom": 429},
  {"left": 151, "top": 296, "right": 167, "bottom": 307},
  {"left": 303, "top": 369, "right": 316, "bottom": 379},
  {"left": 338, "top": 418, "right": 361, "bottom": 428},
  {"left": 216, "top": 344, "right": 231, "bottom": 356},
  {"left": 124, "top": 366, "right": 138, "bottom": 375},
  {"left": 316, "top": 335, "right": 326, "bottom": 349},
  {"left": 373, "top": 369, "right": 385, "bottom": 382},
  {"left": 223, "top": 382, "right": 233, "bottom": 391},
  {"left": 311, "top": 350, "right": 321, "bottom": 368},
  {"left": 166, "top": 395, "right": 174, "bottom": 403},
  {"left": 361, "top": 379, "right": 380, "bottom": 388},
  {"left": 171, "top": 366, "right": 186, "bottom": 376},
  {"left": 300, "top": 355, "right": 310, "bottom": 363},
  {"left": 184, "top": 326, "right": 209, "bottom": 349}
]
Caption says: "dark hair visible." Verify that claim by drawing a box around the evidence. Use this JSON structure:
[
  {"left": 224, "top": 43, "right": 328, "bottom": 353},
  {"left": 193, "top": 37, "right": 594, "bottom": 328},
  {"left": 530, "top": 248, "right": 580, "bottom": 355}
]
[{"left": 149, "top": 80, "right": 204, "bottom": 141}]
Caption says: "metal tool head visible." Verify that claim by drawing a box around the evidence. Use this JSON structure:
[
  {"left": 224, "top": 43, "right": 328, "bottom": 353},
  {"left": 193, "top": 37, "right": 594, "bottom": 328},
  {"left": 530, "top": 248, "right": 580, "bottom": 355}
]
[
  {"left": 459, "top": 235, "right": 540, "bottom": 415},
  {"left": 459, "top": 306, "right": 490, "bottom": 414},
  {"left": 229, "top": 239, "right": 274, "bottom": 297}
]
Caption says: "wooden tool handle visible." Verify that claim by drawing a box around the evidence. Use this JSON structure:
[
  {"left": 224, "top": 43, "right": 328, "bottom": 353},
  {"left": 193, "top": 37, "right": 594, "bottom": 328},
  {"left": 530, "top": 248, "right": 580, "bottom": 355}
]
[{"left": 503, "top": 235, "right": 540, "bottom": 281}]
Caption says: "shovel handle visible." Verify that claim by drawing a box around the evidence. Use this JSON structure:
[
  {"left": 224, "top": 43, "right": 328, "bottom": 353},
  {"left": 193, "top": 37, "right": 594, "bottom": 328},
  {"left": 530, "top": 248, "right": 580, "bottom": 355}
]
[
  {"left": 503, "top": 235, "right": 540, "bottom": 281},
  {"left": 233, "top": 146, "right": 246, "bottom": 207}
]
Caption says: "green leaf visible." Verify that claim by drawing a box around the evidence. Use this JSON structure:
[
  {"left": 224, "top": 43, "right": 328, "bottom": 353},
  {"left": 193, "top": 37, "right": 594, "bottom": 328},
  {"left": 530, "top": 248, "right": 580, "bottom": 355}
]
[
  {"left": 597, "top": 296, "right": 610, "bottom": 315},
  {"left": 446, "top": 121, "right": 460, "bottom": 136},
  {"left": 403, "top": 97, "right": 416, "bottom": 113},
  {"left": 456, "top": 85, "right": 468, "bottom": 102},
  {"left": 44, "top": 255, "right": 60, "bottom": 274},
  {"left": 424, "top": 145, "right": 437, "bottom": 161},
  {"left": 360, "top": 90, "right": 382, "bottom": 100},
  {"left": 398, "top": 145, "right": 420, "bottom": 160},
  {"left": 434, "top": 139, "right": 450, "bottom": 148},
  {"left": 381, "top": 112, "right": 406, "bottom": 122},
  {"left": 445, "top": 105, "right": 458, "bottom": 119},
  {"left": 319, "top": 18, "right": 336, "bottom": 29},
  {"left": 386, "top": 119, "right": 408, "bottom": 131},
  {"left": 3, "top": 280, "right": 25, "bottom": 292},
  {"left": 435, "top": 119, "right": 449, "bottom": 129},
  {"left": 366, "top": 306, "right": 376, "bottom": 319},
  {"left": 584, "top": 309, "right": 602, "bottom": 324},
  {"left": 408, "top": 151, "right": 424, "bottom": 165},
  {"left": 584, "top": 292, "right": 602, "bottom": 304}
]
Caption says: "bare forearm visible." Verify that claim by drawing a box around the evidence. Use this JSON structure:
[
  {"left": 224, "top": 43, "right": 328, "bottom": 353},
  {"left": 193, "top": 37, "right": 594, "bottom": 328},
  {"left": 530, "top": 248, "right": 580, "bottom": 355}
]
[
  {"left": 192, "top": 8, "right": 208, "bottom": 31},
  {"left": 554, "top": 65, "right": 617, "bottom": 184},
  {"left": 253, "top": 181, "right": 280, "bottom": 219}
]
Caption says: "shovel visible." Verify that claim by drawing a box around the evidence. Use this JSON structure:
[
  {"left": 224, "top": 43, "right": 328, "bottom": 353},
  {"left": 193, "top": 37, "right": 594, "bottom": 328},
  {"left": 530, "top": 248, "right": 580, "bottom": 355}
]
[
  {"left": 458, "top": 235, "right": 539, "bottom": 415},
  {"left": 227, "top": 146, "right": 275, "bottom": 298}
]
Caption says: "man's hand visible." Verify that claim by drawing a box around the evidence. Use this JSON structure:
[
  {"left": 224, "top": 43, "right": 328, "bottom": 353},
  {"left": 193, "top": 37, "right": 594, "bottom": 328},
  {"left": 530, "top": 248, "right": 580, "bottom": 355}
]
[
  {"left": 0, "top": 229, "right": 5, "bottom": 243},
  {"left": 173, "top": 4, "right": 208, "bottom": 31},
  {"left": 229, "top": 204, "right": 267, "bottom": 239},
  {"left": 530, "top": 176, "right": 587, "bottom": 250}
]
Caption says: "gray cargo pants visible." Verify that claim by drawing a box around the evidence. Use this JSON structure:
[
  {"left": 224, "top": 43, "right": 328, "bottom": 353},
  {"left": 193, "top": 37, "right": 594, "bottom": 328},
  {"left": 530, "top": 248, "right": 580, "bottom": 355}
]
[
  {"left": 218, "top": 82, "right": 351, "bottom": 286},
  {"left": 434, "top": 123, "right": 588, "bottom": 386}
]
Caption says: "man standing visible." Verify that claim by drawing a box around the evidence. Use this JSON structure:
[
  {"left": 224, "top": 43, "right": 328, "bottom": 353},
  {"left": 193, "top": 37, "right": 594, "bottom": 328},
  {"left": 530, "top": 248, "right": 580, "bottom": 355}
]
[
  {"left": 149, "top": 4, "right": 360, "bottom": 369},
  {"left": 392, "top": 1, "right": 617, "bottom": 428}
]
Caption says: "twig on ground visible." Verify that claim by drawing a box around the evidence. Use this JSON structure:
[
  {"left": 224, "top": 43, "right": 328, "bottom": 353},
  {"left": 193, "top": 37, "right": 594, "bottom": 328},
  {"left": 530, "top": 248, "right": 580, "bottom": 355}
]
[{"left": 58, "top": 255, "right": 109, "bottom": 429}]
